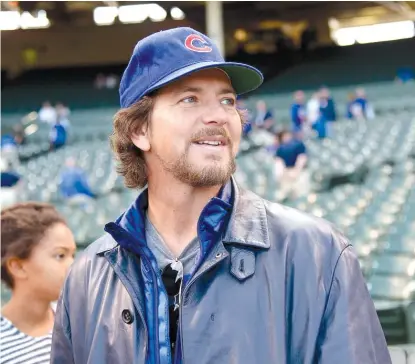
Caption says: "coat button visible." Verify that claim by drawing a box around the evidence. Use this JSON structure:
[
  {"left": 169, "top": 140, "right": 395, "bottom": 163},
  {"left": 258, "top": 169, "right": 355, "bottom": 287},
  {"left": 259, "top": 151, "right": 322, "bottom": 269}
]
[{"left": 122, "top": 309, "right": 134, "bottom": 324}]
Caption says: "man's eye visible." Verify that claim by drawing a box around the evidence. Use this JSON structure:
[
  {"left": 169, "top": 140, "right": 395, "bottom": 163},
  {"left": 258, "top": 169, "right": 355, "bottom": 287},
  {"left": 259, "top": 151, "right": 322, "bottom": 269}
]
[
  {"left": 181, "top": 96, "right": 197, "bottom": 103},
  {"left": 221, "top": 98, "right": 236, "bottom": 106}
]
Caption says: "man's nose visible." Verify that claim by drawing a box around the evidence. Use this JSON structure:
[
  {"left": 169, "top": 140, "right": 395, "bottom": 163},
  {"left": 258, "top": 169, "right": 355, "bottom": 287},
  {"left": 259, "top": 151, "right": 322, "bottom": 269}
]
[{"left": 200, "top": 103, "right": 229, "bottom": 126}]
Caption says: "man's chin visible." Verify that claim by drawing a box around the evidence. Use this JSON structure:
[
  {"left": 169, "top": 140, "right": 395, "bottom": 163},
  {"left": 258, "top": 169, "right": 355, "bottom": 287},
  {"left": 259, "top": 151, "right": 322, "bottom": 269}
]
[{"left": 181, "top": 164, "right": 234, "bottom": 188}]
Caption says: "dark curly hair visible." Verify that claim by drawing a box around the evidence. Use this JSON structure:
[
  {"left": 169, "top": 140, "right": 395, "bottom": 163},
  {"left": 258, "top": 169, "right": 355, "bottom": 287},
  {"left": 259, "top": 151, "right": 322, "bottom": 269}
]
[{"left": 1, "top": 202, "right": 67, "bottom": 289}]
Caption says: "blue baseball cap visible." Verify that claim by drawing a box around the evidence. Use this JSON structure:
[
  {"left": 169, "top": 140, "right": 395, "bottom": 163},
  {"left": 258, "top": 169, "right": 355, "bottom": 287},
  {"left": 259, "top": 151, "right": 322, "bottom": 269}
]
[{"left": 119, "top": 27, "right": 263, "bottom": 108}]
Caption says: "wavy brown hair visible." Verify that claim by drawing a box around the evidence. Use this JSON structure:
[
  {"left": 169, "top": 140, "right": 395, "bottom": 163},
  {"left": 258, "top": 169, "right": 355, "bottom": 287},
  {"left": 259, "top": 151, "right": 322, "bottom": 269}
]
[{"left": 110, "top": 96, "right": 247, "bottom": 189}]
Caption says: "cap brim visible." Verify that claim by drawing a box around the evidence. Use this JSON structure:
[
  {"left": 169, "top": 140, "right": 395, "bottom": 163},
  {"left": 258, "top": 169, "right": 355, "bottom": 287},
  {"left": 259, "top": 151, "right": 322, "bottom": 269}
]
[{"left": 145, "top": 61, "right": 263, "bottom": 97}]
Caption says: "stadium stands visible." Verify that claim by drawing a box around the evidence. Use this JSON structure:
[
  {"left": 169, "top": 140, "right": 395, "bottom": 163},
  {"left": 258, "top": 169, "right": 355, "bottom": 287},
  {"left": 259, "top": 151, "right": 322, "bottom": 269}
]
[{"left": 1, "top": 78, "right": 414, "bottom": 359}]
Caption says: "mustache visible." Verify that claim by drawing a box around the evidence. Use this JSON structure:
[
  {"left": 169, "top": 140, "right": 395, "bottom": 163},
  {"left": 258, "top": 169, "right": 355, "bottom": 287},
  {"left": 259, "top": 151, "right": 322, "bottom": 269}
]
[{"left": 190, "top": 127, "right": 232, "bottom": 145}]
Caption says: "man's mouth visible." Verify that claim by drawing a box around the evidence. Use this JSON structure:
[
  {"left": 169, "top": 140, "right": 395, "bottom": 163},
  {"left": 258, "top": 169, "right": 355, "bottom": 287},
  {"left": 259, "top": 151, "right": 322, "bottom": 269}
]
[{"left": 192, "top": 135, "right": 228, "bottom": 146}]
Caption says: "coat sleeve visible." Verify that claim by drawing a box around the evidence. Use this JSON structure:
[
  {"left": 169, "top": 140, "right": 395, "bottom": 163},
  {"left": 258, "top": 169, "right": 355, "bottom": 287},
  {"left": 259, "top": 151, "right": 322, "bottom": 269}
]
[
  {"left": 51, "top": 283, "right": 75, "bottom": 363},
  {"left": 316, "top": 244, "right": 392, "bottom": 364}
]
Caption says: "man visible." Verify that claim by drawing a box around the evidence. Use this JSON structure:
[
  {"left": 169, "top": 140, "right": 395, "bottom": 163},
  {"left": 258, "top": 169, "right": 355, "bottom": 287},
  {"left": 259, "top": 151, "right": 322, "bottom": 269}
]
[
  {"left": 38, "top": 101, "right": 57, "bottom": 125},
  {"left": 275, "top": 130, "right": 309, "bottom": 200},
  {"left": 51, "top": 27, "right": 391, "bottom": 364},
  {"left": 319, "top": 86, "right": 337, "bottom": 122},
  {"left": 49, "top": 119, "right": 67, "bottom": 151},
  {"left": 290, "top": 90, "right": 306, "bottom": 137},
  {"left": 59, "top": 157, "right": 96, "bottom": 205}
]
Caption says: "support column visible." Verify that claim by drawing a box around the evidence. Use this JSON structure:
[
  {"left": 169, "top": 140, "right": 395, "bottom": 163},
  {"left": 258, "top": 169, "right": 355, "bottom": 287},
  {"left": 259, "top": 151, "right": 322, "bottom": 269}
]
[{"left": 205, "top": 1, "right": 225, "bottom": 56}]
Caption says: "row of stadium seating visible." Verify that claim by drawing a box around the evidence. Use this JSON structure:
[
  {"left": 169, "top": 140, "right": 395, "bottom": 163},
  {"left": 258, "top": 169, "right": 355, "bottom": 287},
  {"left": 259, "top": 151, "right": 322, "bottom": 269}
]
[{"left": 3, "top": 80, "right": 414, "bottom": 351}]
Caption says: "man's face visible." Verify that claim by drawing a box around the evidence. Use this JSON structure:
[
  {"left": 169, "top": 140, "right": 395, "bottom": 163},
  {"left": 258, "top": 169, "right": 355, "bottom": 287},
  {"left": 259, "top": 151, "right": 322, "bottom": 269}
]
[{"left": 137, "top": 68, "right": 242, "bottom": 187}]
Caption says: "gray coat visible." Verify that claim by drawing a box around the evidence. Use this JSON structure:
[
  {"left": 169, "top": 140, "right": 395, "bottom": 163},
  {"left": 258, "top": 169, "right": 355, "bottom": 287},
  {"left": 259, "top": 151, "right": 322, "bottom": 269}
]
[{"left": 51, "top": 184, "right": 391, "bottom": 364}]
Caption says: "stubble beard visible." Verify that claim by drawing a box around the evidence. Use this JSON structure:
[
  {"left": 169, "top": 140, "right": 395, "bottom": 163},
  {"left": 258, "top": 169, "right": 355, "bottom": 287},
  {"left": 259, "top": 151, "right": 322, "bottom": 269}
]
[{"left": 155, "top": 143, "right": 236, "bottom": 188}]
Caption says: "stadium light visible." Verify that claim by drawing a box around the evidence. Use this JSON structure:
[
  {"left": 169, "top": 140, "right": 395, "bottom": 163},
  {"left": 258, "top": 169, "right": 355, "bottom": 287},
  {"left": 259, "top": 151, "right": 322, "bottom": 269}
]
[
  {"left": 0, "top": 10, "right": 50, "bottom": 30},
  {"left": 118, "top": 4, "right": 166, "bottom": 24},
  {"left": 170, "top": 7, "right": 185, "bottom": 20},
  {"left": 149, "top": 4, "right": 167, "bottom": 22},
  {"left": 93, "top": 6, "right": 118, "bottom": 26},
  {"left": 20, "top": 10, "right": 50, "bottom": 29},
  {"left": 0, "top": 10, "right": 21, "bottom": 30},
  {"left": 355, "top": 21, "right": 415, "bottom": 44},
  {"left": 331, "top": 20, "right": 415, "bottom": 46}
]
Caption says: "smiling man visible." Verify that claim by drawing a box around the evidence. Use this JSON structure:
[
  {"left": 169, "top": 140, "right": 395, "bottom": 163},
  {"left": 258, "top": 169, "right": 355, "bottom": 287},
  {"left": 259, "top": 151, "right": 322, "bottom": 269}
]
[{"left": 51, "top": 27, "right": 391, "bottom": 364}]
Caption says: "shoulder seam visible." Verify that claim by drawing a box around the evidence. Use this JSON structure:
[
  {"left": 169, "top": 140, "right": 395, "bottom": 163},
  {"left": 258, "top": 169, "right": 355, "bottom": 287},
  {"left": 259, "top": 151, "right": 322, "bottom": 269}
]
[{"left": 323, "top": 231, "right": 352, "bottom": 316}]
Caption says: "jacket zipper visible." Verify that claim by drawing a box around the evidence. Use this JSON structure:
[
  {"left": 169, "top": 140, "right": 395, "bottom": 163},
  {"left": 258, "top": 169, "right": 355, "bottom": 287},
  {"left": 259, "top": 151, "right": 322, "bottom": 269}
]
[{"left": 177, "top": 251, "right": 228, "bottom": 364}]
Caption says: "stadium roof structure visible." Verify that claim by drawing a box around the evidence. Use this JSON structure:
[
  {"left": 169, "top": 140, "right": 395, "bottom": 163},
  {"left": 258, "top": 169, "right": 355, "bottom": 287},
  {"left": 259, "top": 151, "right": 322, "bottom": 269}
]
[{"left": 2, "top": 1, "right": 415, "bottom": 29}]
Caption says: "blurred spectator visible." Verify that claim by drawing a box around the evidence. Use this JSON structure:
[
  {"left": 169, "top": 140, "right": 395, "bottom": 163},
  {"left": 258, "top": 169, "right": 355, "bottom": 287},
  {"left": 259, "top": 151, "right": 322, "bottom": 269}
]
[
  {"left": 94, "top": 73, "right": 119, "bottom": 89},
  {"left": 49, "top": 120, "right": 67, "bottom": 151},
  {"left": 306, "top": 92, "right": 321, "bottom": 126},
  {"left": 38, "top": 101, "right": 57, "bottom": 125},
  {"left": 0, "top": 159, "right": 22, "bottom": 209},
  {"left": 290, "top": 90, "right": 306, "bottom": 137},
  {"left": 59, "top": 157, "right": 96, "bottom": 204},
  {"left": 354, "top": 88, "right": 376, "bottom": 120},
  {"left": 306, "top": 91, "right": 327, "bottom": 139},
  {"left": 12, "top": 125, "right": 26, "bottom": 146},
  {"left": 346, "top": 92, "right": 364, "bottom": 120},
  {"left": 1, "top": 202, "right": 75, "bottom": 364},
  {"left": 94, "top": 73, "right": 107, "bottom": 89},
  {"left": 253, "top": 100, "right": 274, "bottom": 131},
  {"left": 274, "top": 130, "right": 309, "bottom": 200},
  {"left": 319, "top": 86, "right": 337, "bottom": 122},
  {"left": 106, "top": 74, "right": 119, "bottom": 89},
  {"left": 55, "top": 102, "right": 71, "bottom": 130},
  {"left": 395, "top": 66, "right": 414, "bottom": 83},
  {"left": 1, "top": 134, "right": 20, "bottom": 170}
]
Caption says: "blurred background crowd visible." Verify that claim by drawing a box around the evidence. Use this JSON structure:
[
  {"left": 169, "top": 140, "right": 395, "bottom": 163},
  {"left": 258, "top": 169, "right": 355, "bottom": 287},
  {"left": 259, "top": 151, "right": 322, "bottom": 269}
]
[{"left": 1, "top": 1, "right": 415, "bottom": 363}]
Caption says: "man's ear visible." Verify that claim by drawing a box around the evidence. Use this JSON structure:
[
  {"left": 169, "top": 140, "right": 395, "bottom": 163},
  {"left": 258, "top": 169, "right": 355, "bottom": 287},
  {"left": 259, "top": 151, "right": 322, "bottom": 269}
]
[{"left": 131, "top": 124, "right": 150, "bottom": 152}]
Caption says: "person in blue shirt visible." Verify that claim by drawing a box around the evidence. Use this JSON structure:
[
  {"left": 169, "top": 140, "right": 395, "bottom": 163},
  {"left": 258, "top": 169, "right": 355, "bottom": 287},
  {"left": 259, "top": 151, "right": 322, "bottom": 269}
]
[
  {"left": 395, "top": 66, "right": 414, "bottom": 83},
  {"left": 0, "top": 159, "right": 22, "bottom": 209},
  {"left": 319, "top": 86, "right": 337, "bottom": 122},
  {"left": 290, "top": 90, "right": 306, "bottom": 137},
  {"left": 59, "top": 157, "right": 96, "bottom": 203},
  {"left": 49, "top": 121, "right": 67, "bottom": 151},
  {"left": 346, "top": 92, "right": 366, "bottom": 120},
  {"left": 1, "top": 134, "right": 20, "bottom": 170},
  {"left": 354, "top": 87, "right": 369, "bottom": 118},
  {"left": 275, "top": 130, "right": 310, "bottom": 200}
]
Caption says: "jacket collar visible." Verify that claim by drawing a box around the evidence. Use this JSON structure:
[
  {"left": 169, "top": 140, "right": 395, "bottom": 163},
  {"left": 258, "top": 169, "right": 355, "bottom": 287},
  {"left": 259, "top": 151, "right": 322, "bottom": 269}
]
[
  {"left": 99, "top": 177, "right": 270, "bottom": 254},
  {"left": 223, "top": 178, "right": 270, "bottom": 249}
]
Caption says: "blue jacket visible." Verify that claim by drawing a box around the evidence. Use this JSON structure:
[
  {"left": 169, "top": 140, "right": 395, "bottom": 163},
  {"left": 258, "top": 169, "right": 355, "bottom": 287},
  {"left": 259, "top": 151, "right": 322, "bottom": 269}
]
[{"left": 51, "top": 178, "right": 391, "bottom": 364}]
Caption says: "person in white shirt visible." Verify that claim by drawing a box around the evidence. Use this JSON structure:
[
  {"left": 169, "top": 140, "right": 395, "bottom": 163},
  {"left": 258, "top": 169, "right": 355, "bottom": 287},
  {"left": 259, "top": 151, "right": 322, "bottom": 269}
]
[
  {"left": 306, "top": 92, "right": 321, "bottom": 126},
  {"left": 1, "top": 203, "right": 76, "bottom": 364},
  {"left": 38, "top": 101, "right": 57, "bottom": 125}
]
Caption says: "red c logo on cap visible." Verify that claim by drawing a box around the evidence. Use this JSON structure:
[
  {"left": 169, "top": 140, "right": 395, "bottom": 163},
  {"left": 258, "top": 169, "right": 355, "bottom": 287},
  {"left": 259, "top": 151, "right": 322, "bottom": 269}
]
[{"left": 185, "top": 34, "right": 212, "bottom": 53}]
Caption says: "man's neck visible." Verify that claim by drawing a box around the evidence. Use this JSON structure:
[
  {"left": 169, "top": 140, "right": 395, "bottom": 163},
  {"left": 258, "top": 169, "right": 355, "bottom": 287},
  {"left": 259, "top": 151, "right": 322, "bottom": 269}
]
[{"left": 147, "top": 178, "right": 222, "bottom": 257}]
